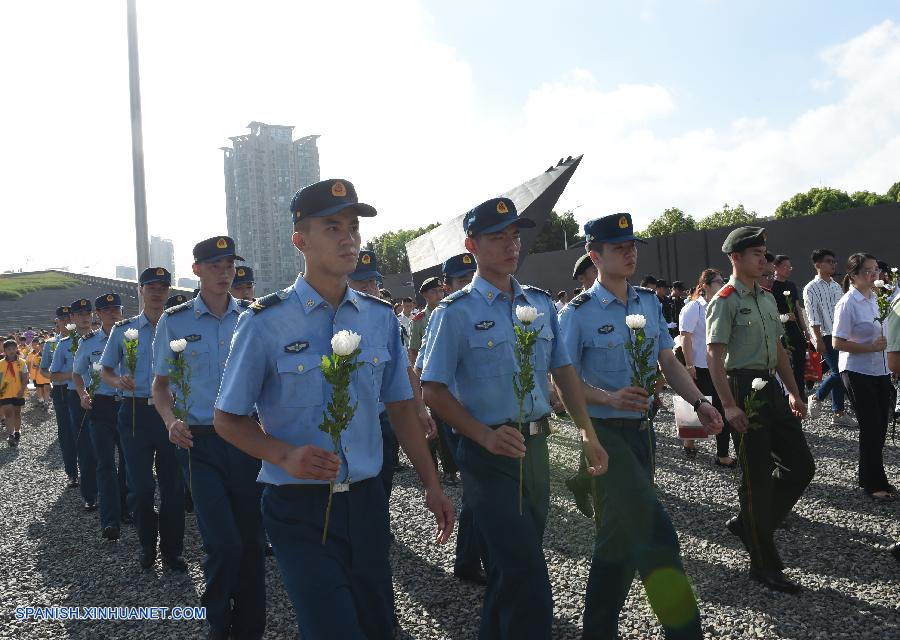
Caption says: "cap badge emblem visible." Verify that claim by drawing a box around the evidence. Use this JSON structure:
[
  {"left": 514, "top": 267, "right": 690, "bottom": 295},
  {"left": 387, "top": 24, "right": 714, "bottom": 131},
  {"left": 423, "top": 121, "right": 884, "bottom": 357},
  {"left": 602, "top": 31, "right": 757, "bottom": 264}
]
[
  {"left": 361, "top": 254, "right": 372, "bottom": 265},
  {"left": 216, "top": 238, "right": 228, "bottom": 249},
  {"left": 496, "top": 201, "right": 509, "bottom": 214},
  {"left": 331, "top": 181, "right": 347, "bottom": 197},
  {"left": 618, "top": 216, "right": 629, "bottom": 229}
]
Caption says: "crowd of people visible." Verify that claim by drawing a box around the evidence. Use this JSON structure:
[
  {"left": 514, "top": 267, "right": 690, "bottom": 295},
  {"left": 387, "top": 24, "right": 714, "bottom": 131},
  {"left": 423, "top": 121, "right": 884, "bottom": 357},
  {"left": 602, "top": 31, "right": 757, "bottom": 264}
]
[{"left": 0, "top": 177, "right": 898, "bottom": 640}]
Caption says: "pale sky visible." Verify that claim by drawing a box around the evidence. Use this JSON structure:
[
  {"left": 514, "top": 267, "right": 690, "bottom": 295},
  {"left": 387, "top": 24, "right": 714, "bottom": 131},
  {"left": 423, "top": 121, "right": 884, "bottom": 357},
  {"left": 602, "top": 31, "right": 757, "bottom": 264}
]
[{"left": 1, "top": 1, "right": 899, "bottom": 280}]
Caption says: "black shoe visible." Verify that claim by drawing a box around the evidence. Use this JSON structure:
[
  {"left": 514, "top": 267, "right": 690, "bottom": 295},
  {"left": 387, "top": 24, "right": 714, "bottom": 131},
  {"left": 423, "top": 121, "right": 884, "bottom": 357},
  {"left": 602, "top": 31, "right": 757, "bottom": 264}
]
[
  {"left": 726, "top": 516, "right": 752, "bottom": 555},
  {"left": 162, "top": 555, "right": 188, "bottom": 572},
  {"left": 565, "top": 476, "right": 594, "bottom": 518},
  {"left": 84, "top": 500, "right": 97, "bottom": 512},
  {"left": 749, "top": 568, "right": 801, "bottom": 594},
  {"left": 889, "top": 543, "right": 900, "bottom": 562},
  {"left": 13, "top": 432, "right": 20, "bottom": 441},
  {"left": 102, "top": 526, "right": 120, "bottom": 541},
  {"left": 139, "top": 546, "right": 157, "bottom": 570},
  {"left": 453, "top": 568, "right": 488, "bottom": 586},
  {"left": 264, "top": 543, "right": 274, "bottom": 557},
  {"left": 67, "top": 477, "right": 79, "bottom": 488},
  {"left": 184, "top": 490, "right": 194, "bottom": 513},
  {"left": 121, "top": 511, "right": 134, "bottom": 525},
  {"left": 683, "top": 446, "right": 698, "bottom": 459},
  {"left": 714, "top": 457, "right": 737, "bottom": 468},
  {"left": 777, "top": 514, "right": 793, "bottom": 530},
  {"left": 443, "top": 472, "right": 459, "bottom": 486},
  {"left": 7, "top": 434, "right": 17, "bottom": 448}
]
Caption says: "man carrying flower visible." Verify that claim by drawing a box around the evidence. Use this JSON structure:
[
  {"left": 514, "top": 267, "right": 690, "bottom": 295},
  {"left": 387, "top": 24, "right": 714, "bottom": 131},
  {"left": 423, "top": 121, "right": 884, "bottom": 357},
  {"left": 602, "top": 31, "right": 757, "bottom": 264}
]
[
  {"left": 706, "top": 226, "right": 815, "bottom": 594},
  {"left": 151, "top": 236, "right": 263, "bottom": 640},
  {"left": 557, "top": 213, "right": 722, "bottom": 640},
  {"left": 214, "top": 179, "right": 455, "bottom": 640},
  {"left": 421, "top": 197, "right": 609, "bottom": 640},
  {"left": 40, "top": 306, "right": 80, "bottom": 488}
]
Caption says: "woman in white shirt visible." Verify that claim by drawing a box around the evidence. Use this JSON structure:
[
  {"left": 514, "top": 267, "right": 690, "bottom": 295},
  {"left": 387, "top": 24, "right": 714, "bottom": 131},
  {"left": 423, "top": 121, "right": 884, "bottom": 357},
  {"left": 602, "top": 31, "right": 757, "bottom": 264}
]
[
  {"left": 679, "top": 269, "right": 733, "bottom": 466},
  {"left": 833, "top": 253, "right": 894, "bottom": 502}
]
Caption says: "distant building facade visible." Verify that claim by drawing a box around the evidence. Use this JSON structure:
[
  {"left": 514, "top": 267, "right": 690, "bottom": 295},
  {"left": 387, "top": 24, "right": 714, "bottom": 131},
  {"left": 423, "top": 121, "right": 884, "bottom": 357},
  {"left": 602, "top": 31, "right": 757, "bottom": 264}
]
[
  {"left": 222, "top": 122, "right": 320, "bottom": 295},
  {"left": 149, "top": 236, "right": 175, "bottom": 275},
  {"left": 116, "top": 265, "right": 137, "bottom": 280},
  {"left": 177, "top": 277, "right": 199, "bottom": 290}
]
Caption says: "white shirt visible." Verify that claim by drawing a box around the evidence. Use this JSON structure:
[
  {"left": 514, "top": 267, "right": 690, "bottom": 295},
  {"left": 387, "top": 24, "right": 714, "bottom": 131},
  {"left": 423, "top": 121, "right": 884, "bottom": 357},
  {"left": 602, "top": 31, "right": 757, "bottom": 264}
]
[
  {"left": 803, "top": 275, "right": 843, "bottom": 336},
  {"left": 555, "top": 300, "right": 565, "bottom": 312},
  {"left": 679, "top": 297, "right": 709, "bottom": 368},
  {"left": 832, "top": 286, "right": 888, "bottom": 376},
  {"left": 397, "top": 312, "right": 412, "bottom": 333}
]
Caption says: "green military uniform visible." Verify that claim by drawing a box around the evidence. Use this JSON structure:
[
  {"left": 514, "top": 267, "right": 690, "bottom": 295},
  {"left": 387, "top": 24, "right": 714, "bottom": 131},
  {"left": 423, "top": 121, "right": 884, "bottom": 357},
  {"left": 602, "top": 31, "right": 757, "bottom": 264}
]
[
  {"left": 706, "top": 227, "right": 815, "bottom": 577},
  {"left": 408, "top": 306, "right": 432, "bottom": 353}
]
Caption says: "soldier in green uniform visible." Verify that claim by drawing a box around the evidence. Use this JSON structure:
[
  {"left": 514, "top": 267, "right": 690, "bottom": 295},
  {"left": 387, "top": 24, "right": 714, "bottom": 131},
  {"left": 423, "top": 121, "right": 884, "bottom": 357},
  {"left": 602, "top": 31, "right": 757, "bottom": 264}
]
[{"left": 706, "top": 226, "right": 815, "bottom": 594}]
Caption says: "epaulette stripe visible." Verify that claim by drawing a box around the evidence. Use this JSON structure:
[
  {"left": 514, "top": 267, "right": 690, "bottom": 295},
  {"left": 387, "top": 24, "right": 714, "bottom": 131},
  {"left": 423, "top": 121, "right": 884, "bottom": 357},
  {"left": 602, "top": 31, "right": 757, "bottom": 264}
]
[
  {"left": 522, "top": 285, "right": 551, "bottom": 297},
  {"left": 570, "top": 292, "right": 592, "bottom": 309},
  {"left": 440, "top": 289, "right": 470, "bottom": 305},
  {"left": 249, "top": 292, "right": 283, "bottom": 313},
  {"left": 356, "top": 291, "right": 393, "bottom": 307},
  {"left": 165, "top": 301, "right": 193, "bottom": 315}
]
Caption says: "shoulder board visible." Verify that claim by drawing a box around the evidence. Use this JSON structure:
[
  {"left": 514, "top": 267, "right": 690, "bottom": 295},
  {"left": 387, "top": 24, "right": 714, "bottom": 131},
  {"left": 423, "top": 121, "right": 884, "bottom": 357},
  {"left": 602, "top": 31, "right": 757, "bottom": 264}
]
[
  {"left": 165, "top": 300, "right": 193, "bottom": 315},
  {"left": 440, "top": 288, "right": 470, "bottom": 306},
  {"left": 113, "top": 317, "right": 134, "bottom": 328},
  {"left": 570, "top": 292, "right": 592, "bottom": 309},
  {"left": 634, "top": 286, "right": 655, "bottom": 294},
  {"left": 236, "top": 298, "right": 253, "bottom": 309},
  {"left": 356, "top": 291, "right": 393, "bottom": 307},
  {"left": 82, "top": 329, "right": 97, "bottom": 340},
  {"left": 522, "top": 284, "right": 551, "bottom": 297},
  {"left": 58, "top": 335, "right": 71, "bottom": 343},
  {"left": 411, "top": 311, "right": 426, "bottom": 322},
  {"left": 717, "top": 284, "right": 736, "bottom": 299},
  {"left": 249, "top": 292, "right": 283, "bottom": 313}
]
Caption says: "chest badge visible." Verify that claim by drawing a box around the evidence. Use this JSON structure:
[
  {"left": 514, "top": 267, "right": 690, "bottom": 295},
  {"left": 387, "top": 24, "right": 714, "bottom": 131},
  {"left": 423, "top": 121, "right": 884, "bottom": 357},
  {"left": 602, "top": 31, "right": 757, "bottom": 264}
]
[
  {"left": 284, "top": 341, "right": 309, "bottom": 353},
  {"left": 598, "top": 324, "right": 615, "bottom": 334},
  {"left": 183, "top": 334, "right": 202, "bottom": 342},
  {"left": 739, "top": 308, "right": 752, "bottom": 315},
  {"left": 91, "top": 351, "right": 103, "bottom": 356},
  {"left": 474, "top": 321, "right": 495, "bottom": 330}
]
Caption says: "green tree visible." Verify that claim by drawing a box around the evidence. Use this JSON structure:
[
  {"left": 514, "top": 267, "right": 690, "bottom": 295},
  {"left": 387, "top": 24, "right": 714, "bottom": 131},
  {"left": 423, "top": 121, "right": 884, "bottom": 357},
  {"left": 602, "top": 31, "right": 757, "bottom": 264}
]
[
  {"left": 885, "top": 181, "right": 900, "bottom": 202},
  {"left": 774, "top": 186, "right": 853, "bottom": 219},
  {"left": 696, "top": 203, "right": 759, "bottom": 230},
  {"left": 641, "top": 207, "right": 696, "bottom": 238},
  {"left": 530, "top": 210, "right": 583, "bottom": 254},
  {"left": 365, "top": 223, "right": 439, "bottom": 273},
  {"left": 850, "top": 190, "right": 893, "bottom": 208}
]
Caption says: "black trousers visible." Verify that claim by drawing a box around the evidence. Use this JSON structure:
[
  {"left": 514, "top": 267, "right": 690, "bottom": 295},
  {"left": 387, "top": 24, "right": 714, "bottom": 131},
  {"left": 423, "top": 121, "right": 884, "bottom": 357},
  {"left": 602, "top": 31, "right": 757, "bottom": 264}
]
[
  {"left": 785, "top": 337, "right": 807, "bottom": 394},
  {"left": 695, "top": 367, "right": 732, "bottom": 458},
  {"left": 728, "top": 372, "right": 815, "bottom": 571},
  {"left": 842, "top": 371, "right": 893, "bottom": 493}
]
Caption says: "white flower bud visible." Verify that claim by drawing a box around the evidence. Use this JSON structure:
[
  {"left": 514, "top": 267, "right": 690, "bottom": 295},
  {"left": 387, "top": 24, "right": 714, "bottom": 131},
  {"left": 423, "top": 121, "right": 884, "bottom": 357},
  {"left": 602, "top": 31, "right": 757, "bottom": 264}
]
[
  {"left": 170, "top": 338, "right": 188, "bottom": 353},
  {"left": 625, "top": 314, "right": 647, "bottom": 330},
  {"left": 65, "top": 324, "right": 76, "bottom": 331},
  {"left": 892, "top": 268, "right": 898, "bottom": 274},
  {"left": 782, "top": 291, "right": 791, "bottom": 297},
  {"left": 92, "top": 362, "right": 103, "bottom": 372},
  {"left": 123, "top": 328, "right": 139, "bottom": 341},
  {"left": 751, "top": 378, "right": 768, "bottom": 391},
  {"left": 874, "top": 279, "right": 885, "bottom": 288},
  {"left": 779, "top": 314, "right": 790, "bottom": 323},
  {"left": 515, "top": 305, "right": 541, "bottom": 325},
  {"left": 331, "top": 330, "right": 362, "bottom": 356}
]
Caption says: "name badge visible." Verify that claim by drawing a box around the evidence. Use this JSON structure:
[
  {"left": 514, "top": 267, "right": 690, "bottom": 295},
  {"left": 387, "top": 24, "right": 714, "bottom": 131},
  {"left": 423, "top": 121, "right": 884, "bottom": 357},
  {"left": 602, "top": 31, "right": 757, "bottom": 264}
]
[
  {"left": 474, "top": 321, "right": 495, "bottom": 330},
  {"left": 739, "top": 308, "right": 752, "bottom": 315}
]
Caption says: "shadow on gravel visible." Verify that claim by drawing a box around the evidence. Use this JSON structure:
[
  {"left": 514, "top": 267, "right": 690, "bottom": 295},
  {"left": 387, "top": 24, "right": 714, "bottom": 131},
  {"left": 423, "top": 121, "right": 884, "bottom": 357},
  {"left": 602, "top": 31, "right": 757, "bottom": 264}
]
[{"left": 0, "top": 445, "right": 20, "bottom": 470}]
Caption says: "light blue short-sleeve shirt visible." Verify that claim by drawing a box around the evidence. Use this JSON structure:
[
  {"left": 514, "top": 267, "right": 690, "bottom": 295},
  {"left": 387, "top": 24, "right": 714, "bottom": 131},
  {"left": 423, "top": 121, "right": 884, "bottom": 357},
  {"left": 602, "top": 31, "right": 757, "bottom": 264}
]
[
  {"left": 420, "top": 274, "right": 570, "bottom": 426},
  {"left": 99, "top": 312, "right": 157, "bottom": 398},
  {"left": 73, "top": 328, "right": 118, "bottom": 397},
  {"left": 557, "top": 280, "right": 674, "bottom": 419},
  {"left": 48, "top": 335, "right": 76, "bottom": 388},
  {"left": 215, "top": 275, "right": 413, "bottom": 486}
]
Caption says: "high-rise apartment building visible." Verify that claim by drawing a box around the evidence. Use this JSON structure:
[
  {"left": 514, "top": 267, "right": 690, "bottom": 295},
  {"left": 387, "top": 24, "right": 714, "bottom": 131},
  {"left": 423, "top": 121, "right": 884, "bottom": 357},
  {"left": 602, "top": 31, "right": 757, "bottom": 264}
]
[
  {"left": 222, "top": 122, "right": 320, "bottom": 295},
  {"left": 149, "top": 236, "right": 175, "bottom": 275}
]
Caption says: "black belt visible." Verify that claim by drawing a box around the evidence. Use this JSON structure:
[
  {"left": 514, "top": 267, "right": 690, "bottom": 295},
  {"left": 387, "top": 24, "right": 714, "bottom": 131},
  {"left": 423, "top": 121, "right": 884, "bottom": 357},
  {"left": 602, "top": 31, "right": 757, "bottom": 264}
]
[
  {"left": 125, "top": 396, "right": 155, "bottom": 406},
  {"left": 189, "top": 425, "right": 216, "bottom": 436},
  {"left": 93, "top": 394, "right": 121, "bottom": 403},
  {"left": 488, "top": 415, "right": 550, "bottom": 436},
  {"left": 267, "top": 476, "right": 376, "bottom": 495},
  {"left": 727, "top": 369, "right": 776, "bottom": 378},
  {"left": 593, "top": 417, "right": 651, "bottom": 431}
]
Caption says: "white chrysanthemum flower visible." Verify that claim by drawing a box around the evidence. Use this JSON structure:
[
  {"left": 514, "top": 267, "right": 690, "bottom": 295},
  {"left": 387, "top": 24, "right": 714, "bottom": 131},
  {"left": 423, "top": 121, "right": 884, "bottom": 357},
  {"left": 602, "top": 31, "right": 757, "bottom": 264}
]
[
  {"left": 65, "top": 324, "right": 76, "bottom": 331},
  {"left": 170, "top": 338, "right": 188, "bottom": 353},
  {"left": 515, "top": 306, "right": 541, "bottom": 325},
  {"left": 782, "top": 291, "right": 791, "bottom": 297},
  {"left": 123, "top": 328, "right": 139, "bottom": 341},
  {"left": 779, "top": 314, "right": 790, "bottom": 323},
  {"left": 874, "top": 279, "right": 885, "bottom": 288},
  {"left": 892, "top": 268, "right": 898, "bottom": 274},
  {"left": 92, "top": 362, "right": 103, "bottom": 372},
  {"left": 751, "top": 378, "right": 768, "bottom": 391},
  {"left": 331, "top": 330, "right": 362, "bottom": 356},
  {"left": 625, "top": 314, "right": 647, "bottom": 330}
]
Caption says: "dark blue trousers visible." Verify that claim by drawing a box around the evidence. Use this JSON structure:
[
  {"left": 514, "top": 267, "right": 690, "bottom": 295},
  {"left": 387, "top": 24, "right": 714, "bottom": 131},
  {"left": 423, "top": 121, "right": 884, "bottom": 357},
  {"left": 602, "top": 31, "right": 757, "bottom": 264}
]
[
  {"left": 51, "top": 385, "right": 78, "bottom": 479},
  {"left": 88, "top": 394, "right": 129, "bottom": 529},
  {"left": 262, "top": 478, "right": 392, "bottom": 640},
  {"left": 583, "top": 421, "right": 701, "bottom": 640},
  {"left": 66, "top": 390, "right": 98, "bottom": 503},
  {"left": 815, "top": 335, "right": 846, "bottom": 412},
  {"left": 456, "top": 432, "right": 552, "bottom": 640},
  {"left": 117, "top": 400, "right": 184, "bottom": 558},
  {"left": 378, "top": 411, "right": 398, "bottom": 499},
  {"left": 176, "top": 432, "right": 265, "bottom": 639},
  {"left": 445, "top": 429, "right": 487, "bottom": 575}
]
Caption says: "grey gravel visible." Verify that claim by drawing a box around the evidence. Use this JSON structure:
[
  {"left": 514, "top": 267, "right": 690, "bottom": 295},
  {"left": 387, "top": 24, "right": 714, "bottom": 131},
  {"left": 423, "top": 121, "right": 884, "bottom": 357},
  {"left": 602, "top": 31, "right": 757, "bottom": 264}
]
[{"left": 1, "top": 390, "right": 898, "bottom": 639}]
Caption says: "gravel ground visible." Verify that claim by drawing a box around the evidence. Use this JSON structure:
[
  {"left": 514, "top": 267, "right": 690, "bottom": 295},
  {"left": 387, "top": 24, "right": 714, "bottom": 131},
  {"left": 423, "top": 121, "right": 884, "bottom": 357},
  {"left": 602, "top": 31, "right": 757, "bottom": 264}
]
[{"left": 0, "top": 390, "right": 897, "bottom": 639}]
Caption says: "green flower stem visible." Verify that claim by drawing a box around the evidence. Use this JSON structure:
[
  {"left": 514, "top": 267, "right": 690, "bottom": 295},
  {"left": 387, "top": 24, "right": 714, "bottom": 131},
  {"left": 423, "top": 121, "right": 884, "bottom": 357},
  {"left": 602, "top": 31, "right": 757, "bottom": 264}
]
[{"left": 513, "top": 323, "right": 538, "bottom": 516}]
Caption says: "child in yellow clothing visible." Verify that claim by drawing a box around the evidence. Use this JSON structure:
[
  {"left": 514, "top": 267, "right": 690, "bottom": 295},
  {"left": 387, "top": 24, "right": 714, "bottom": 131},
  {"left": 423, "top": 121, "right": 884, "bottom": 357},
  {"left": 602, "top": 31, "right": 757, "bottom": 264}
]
[
  {"left": 27, "top": 339, "right": 50, "bottom": 407},
  {"left": 1, "top": 339, "right": 29, "bottom": 446}
]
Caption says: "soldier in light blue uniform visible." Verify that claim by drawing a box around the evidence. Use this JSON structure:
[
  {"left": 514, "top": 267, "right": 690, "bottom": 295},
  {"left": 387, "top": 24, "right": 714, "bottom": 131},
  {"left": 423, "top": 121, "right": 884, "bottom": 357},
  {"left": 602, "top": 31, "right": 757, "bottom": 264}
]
[
  {"left": 557, "top": 213, "right": 723, "bottom": 640},
  {"left": 100, "top": 267, "right": 186, "bottom": 572},
  {"left": 417, "top": 251, "right": 488, "bottom": 585},
  {"left": 214, "top": 178, "right": 454, "bottom": 640},
  {"left": 73, "top": 293, "right": 129, "bottom": 540},
  {"left": 41, "top": 306, "right": 79, "bottom": 488},
  {"left": 230, "top": 266, "right": 255, "bottom": 301},
  {"left": 152, "top": 236, "right": 264, "bottom": 640},
  {"left": 420, "top": 197, "right": 608, "bottom": 640},
  {"left": 49, "top": 297, "right": 98, "bottom": 511}
]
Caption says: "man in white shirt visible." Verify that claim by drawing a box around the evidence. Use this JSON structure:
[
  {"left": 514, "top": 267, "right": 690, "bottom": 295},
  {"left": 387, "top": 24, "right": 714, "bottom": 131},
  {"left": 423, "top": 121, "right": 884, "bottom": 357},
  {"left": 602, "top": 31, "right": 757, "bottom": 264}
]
[
  {"left": 397, "top": 296, "right": 414, "bottom": 346},
  {"left": 803, "top": 248, "right": 856, "bottom": 426}
]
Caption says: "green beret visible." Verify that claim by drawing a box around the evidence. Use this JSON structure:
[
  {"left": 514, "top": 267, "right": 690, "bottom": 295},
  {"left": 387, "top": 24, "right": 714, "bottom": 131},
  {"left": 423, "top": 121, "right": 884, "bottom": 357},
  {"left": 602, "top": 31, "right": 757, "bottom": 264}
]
[
  {"left": 722, "top": 226, "right": 766, "bottom": 254},
  {"left": 572, "top": 253, "right": 593, "bottom": 280},
  {"left": 419, "top": 277, "right": 442, "bottom": 294}
]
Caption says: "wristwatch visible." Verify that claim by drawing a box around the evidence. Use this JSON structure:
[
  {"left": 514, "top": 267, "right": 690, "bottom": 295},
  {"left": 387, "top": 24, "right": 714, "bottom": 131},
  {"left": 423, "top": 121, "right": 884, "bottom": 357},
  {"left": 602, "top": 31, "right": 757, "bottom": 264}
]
[{"left": 692, "top": 397, "right": 711, "bottom": 412}]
